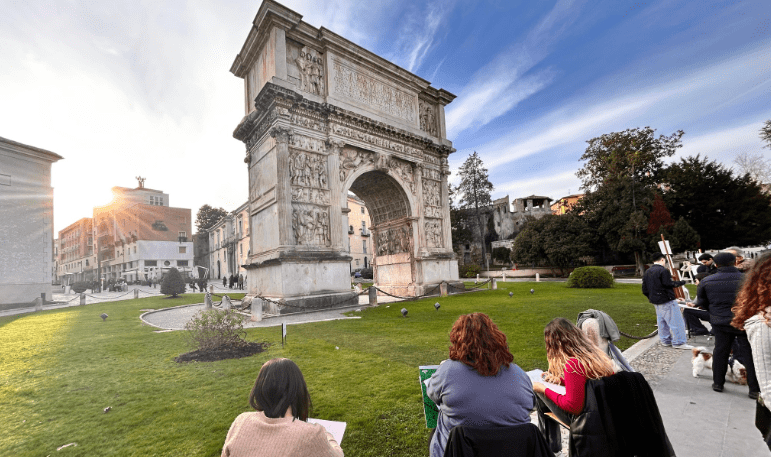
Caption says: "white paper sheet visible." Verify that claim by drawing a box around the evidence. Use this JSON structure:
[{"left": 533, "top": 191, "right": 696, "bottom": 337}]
[
  {"left": 307, "top": 418, "right": 347, "bottom": 445},
  {"left": 526, "top": 369, "right": 566, "bottom": 395}
]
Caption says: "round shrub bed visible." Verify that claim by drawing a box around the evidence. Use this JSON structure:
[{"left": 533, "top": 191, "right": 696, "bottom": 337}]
[
  {"left": 567, "top": 266, "right": 614, "bottom": 288},
  {"left": 460, "top": 264, "right": 481, "bottom": 278}
]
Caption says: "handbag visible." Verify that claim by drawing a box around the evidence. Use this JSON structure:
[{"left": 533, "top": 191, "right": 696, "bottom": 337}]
[{"left": 755, "top": 395, "right": 771, "bottom": 449}]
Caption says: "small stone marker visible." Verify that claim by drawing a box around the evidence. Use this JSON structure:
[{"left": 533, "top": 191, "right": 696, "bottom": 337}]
[
  {"left": 133, "top": 289, "right": 139, "bottom": 299},
  {"left": 100, "top": 313, "right": 108, "bottom": 321},
  {"left": 502, "top": 273, "right": 506, "bottom": 282},
  {"left": 368, "top": 286, "right": 378, "bottom": 306},
  {"left": 491, "top": 278, "right": 498, "bottom": 290},
  {"left": 476, "top": 274, "right": 480, "bottom": 283},
  {"left": 434, "top": 302, "right": 440, "bottom": 310},
  {"left": 34, "top": 296, "right": 43, "bottom": 312},
  {"left": 80, "top": 293, "right": 86, "bottom": 306},
  {"left": 536, "top": 273, "right": 540, "bottom": 282},
  {"left": 440, "top": 281, "right": 448, "bottom": 297},
  {"left": 221, "top": 295, "right": 232, "bottom": 310},
  {"left": 251, "top": 297, "right": 263, "bottom": 322},
  {"left": 354, "top": 284, "right": 362, "bottom": 293},
  {"left": 401, "top": 308, "right": 408, "bottom": 317},
  {"left": 204, "top": 293, "right": 213, "bottom": 310}
]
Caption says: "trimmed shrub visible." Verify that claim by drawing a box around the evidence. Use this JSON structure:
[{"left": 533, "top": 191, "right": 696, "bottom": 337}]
[
  {"left": 459, "top": 264, "right": 482, "bottom": 278},
  {"left": 184, "top": 309, "right": 247, "bottom": 351},
  {"left": 161, "top": 267, "right": 186, "bottom": 297},
  {"left": 71, "top": 282, "right": 89, "bottom": 293},
  {"left": 360, "top": 268, "right": 373, "bottom": 279},
  {"left": 567, "top": 266, "right": 614, "bottom": 288}
]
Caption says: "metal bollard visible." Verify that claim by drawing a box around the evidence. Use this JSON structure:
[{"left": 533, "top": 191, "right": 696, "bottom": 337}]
[
  {"left": 536, "top": 273, "right": 540, "bottom": 282},
  {"left": 491, "top": 278, "right": 497, "bottom": 290},
  {"left": 251, "top": 298, "right": 263, "bottom": 322},
  {"left": 80, "top": 293, "right": 86, "bottom": 306},
  {"left": 368, "top": 286, "right": 378, "bottom": 306},
  {"left": 502, "top": 273, "right": 506, "bottom": 282},
  {"left": 440, "top": 282, "right": 448, "bottom": 297},
  {"left": 476, "top": 274, "right": 479, "bottom": 283}
]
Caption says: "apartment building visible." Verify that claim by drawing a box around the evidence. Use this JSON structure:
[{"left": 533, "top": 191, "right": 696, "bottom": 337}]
[
  {"left": 57, "top": 217, "right": 96, "bottom": 284},
  {"left": 347, "top": 195, "right": 373, "bottom": 270},
  {"left": 209, "top": 202, "right": 249, "bottom": 280}
]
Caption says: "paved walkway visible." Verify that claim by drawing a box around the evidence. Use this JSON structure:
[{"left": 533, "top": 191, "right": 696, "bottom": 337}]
[{"left": 625, "top": 334, "right": 768, "bottom": 457}]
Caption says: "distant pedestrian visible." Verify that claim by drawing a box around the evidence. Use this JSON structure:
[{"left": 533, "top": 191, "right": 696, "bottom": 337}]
[
  {"left": 642, "top": 253, "right": 692, "bottom": 350},
  {"left": 223, "top": 277, "right": 227, "bottom": 288},
  {"left": 238, "top": 274, "right": 244, "bottom": 290}
]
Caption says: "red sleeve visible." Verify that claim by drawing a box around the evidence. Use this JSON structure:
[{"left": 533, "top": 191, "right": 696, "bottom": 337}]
[{"left": 544, "top": 358, "right": 587, "bottom": 415}]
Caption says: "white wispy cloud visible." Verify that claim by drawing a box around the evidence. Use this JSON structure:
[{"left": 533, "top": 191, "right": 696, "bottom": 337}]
[{"left": 445, "top": 0, "right": 586, "bottom": 136}]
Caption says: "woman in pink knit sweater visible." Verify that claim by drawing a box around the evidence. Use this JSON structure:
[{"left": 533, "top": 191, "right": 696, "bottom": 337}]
[{"left": 221, "top": 358, "right": 344, "bottom": 457}]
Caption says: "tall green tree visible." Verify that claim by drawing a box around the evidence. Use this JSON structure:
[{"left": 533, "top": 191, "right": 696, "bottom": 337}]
[
  {"left": 448, "top": 184, "right": 473, "bottom": 256},
  {"left": 576, "top": 127, "right": 684, "bottom": 275},
  {"left": 511, "top": 215, "right": 593, "bottom": 276},
  {"left": 663, "top": 155, "right": 771, "bottom": 248},
  {"left": 195, "top": 204, "right": 228, "bottom": 232},
  {"left": 456, "top": 152, "right": 494, "bottom": 269}
]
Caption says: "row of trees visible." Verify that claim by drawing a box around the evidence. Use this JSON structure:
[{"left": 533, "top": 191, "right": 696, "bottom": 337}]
[{"left": 452, "top": 121, "right": 771, "bottom": 273}]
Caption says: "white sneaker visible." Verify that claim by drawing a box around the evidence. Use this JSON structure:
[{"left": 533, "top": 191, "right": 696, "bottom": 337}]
[{"left": 672, "top": 343, "right": 694, "bottom": 350}]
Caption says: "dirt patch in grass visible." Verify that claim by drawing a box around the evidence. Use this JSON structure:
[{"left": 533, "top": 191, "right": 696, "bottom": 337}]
[{"left": 174, "top": 342, "right": 269, "bottom": 363}]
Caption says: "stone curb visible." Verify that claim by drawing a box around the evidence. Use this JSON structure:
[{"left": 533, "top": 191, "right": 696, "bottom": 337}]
[{"left": 621, "top": 333, "right": 660, "bottom": 364}]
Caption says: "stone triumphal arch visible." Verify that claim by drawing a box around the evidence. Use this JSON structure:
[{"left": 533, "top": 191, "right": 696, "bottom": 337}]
[{"left": 231, "top": 0, "right": 461, "bottom": 309}]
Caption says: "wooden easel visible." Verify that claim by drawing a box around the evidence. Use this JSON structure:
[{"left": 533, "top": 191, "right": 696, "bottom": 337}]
[{"left": 660, "top": 234, "right": 687, "bottom": 300}]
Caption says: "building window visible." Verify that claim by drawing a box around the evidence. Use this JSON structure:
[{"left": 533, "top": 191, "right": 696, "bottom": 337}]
[
  {"left": 355, "top": 259, "right": 360, "bottom": 266},
  {"left": 179, "top": 246, "right": 187, "bottom": 254},
  {"left": 361, "top": 207, "right": 365, "bottom": 214},
  {"left": 164, "top": 260, "right": 171, "bottom": 266},
  {"left": 177, "top": 260, "right": 189, "bottom": 267},
  {"left": 145, "top": 260, "right": 157, "bottom": 266},
  {"left": 239, "top": 243, "right": 243, "bottom": 255},
  {"left": 362, "top": 240, "right": 367, "bottom": 254},
  {"left": 179, "top": 231, "right": 186, "bottom": 239}
]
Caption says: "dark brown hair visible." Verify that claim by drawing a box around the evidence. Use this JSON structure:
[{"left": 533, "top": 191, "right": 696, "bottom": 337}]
[
  {"left": 731, "top": 253, "right": 771, "bottom": 330},
  {"left": 544, "top": 318, "right": 614, "bottom": 380},
  {"left": 449, "top": 313, "right": 514, "bottom": 376},
  {"left": 249, "top": 358, "right": 312, "bottom": 421}
]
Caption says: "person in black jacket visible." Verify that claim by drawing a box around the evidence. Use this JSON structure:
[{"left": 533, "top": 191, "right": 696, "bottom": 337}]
[
  {"left": 642, "top": 253, "right": 692, "bottom": 349},
  {"left": 697, "top": 251, "right": 760, "bottom": 397}
]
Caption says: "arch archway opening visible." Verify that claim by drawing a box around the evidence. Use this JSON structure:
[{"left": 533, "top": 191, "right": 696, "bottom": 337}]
[{"left": 347, "top": 170, "right": 417, "bottom": 297}]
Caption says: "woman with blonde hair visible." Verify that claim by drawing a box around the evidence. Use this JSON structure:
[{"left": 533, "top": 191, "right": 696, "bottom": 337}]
[
  {"left": 731, "top": 253, "right": 771, "bottom": 448},
  {"left": 532, "top": 317, "right": 615, "bottom": 453},
  {"left": 426, "top": 313, "right": 534, "bottom": 457},
  {"left": 221, "top": 358, "right": 343, "bottom": 457}
]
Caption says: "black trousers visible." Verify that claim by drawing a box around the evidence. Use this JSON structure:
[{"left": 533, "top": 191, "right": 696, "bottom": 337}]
[
  {"left": 712, "top": 324, "right": 760, "bottom": 392},
  {"left": 535, "top": 391, "right": 574, "bottom": 453},
  {"left": 683, "top": 308, "right": 711, "bottom": 334}
]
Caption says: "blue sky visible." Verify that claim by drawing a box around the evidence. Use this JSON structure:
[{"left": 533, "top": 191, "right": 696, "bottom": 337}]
[{"left": 1, "top": 0, "right": 769, "bottom": 233}]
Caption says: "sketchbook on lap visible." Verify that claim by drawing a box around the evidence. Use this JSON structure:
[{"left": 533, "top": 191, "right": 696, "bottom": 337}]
[
  {"left": 526, "top": 369, "right": 566, "bottom": 396},
  {"left": 307, "top": 418, "right": 346, "bottom": 444},
  {"left": 418, "top": 365, "right": 440, "bottom": 428}
]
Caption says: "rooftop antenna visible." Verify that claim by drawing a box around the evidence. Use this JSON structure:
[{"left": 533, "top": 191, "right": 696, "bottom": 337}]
[{"left": 136, "top": 176, "right": 146, "bottom": 188}]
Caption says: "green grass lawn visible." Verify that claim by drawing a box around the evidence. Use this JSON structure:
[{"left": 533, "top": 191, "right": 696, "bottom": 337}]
[{"left": 0, "top": 283, "right": 677, "bottom": 456}]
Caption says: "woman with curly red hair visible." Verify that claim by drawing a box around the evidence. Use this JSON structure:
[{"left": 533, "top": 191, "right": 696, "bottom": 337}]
[
  {"left": 426, "top": 313, "right": 534, "bottom": 457},
  {"left": 532, "top": 317, "right": 615, "bottom": 454},
  {"left": 731, "top": 253, "right": 771, "bottom": 449}
]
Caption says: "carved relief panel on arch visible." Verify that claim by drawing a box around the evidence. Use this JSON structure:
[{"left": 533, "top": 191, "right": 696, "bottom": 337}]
[
  {"left": 288, "top": 43, "right": 325, "bottom": 96},
  {"left": 292, "top": 204, "right": 331, "bottom": 246},
  {"left": 375, "top": 225, "right": 412, "bottom": 257},
  {"left": 425, "top": 220, "right": 443, "bottom": 248},
  {"left": 418, "top": 101, "right": 437, "bottom": 136}
]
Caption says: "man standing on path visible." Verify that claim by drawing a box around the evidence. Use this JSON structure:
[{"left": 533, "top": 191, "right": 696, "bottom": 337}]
[
  {"left": 642, "top": 253, "right": 693, "bottom": 350},
  {"left": 696, "top": 251, "right": 760, "bottom": 397}
]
